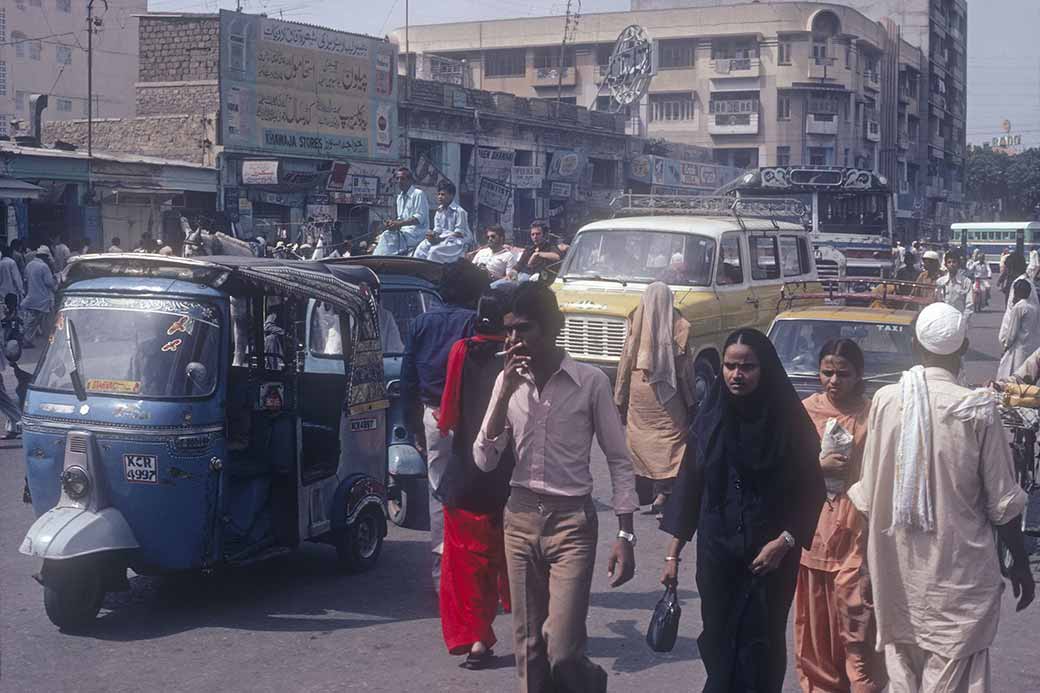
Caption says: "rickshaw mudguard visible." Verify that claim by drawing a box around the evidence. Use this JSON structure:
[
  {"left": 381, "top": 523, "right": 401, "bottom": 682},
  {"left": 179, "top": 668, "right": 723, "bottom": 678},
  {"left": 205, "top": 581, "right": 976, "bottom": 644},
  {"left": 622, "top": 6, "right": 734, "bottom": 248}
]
[
  {"left": 388, "top": 443, "right": 426, "bottom": 477},
  {"left": 331, "top": 474, "right": 387, "bottom": 530},
  {"left": 20, "top": 505, "right": 139, "bottom": 560}
]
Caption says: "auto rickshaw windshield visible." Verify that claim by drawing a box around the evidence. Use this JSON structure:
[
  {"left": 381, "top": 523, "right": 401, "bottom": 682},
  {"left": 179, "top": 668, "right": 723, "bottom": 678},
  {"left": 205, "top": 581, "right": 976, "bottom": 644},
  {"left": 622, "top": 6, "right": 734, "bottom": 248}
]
[{"left": 35, "top": 295, "right": 221, "bottom": 398}]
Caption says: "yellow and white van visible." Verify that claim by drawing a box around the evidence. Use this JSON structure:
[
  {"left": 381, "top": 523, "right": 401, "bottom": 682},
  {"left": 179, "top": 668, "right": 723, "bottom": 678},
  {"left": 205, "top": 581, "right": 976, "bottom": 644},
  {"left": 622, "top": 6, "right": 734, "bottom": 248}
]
[{"left": 552, "top": 212, "right": 819, "bottom": 399}]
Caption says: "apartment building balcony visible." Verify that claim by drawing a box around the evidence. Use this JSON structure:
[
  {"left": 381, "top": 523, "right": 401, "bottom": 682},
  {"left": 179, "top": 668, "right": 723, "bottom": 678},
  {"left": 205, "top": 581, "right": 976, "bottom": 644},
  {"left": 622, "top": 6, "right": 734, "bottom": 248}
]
[
  {"left": 708, "top": 112, "right": 759, "bottom": 135},
  {"left": 865, "top": 119, "right": 881, "bottom": 143},
  {"left": 930, "top": 92, "right": 947, "bottom": 112},
  {"left": 898, "top": 130, "right": 911, "bottom": 150},
  {"left": 532, "top": 66, "right": 576, "bottom": 87},
  {"left": 806, "top": 113, "right": 839, "bottom": 136},
  {"left": 926, "top": 178, "right": 947, "bottom": 198},
  {"left": 864, "top": 71, "right": 881, "bottom": 92},
  {"left": 950, "top": 24, "right": 964, "bottom": 43},
  {"left": 710, "top": 57, "right": 761, "bottom": 77},
  {"left": 952, "top": 65, "right": 966, "bottom": 84},
  {"left": 807, "top": 56, "right": 838, "bottom": 80}
]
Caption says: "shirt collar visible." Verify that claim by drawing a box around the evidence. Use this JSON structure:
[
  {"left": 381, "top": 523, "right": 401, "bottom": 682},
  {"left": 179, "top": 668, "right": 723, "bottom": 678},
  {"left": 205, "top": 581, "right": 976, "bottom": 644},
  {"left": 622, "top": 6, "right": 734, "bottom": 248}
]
[
  {"left": 922, "top": 366, "right": 958, "bottom": 383},
  {"left": 557, "top": 353, "right": 582, "bottom": 384},
  {"left": 398, "top": 185, "right": 417, "bottom": 199}
]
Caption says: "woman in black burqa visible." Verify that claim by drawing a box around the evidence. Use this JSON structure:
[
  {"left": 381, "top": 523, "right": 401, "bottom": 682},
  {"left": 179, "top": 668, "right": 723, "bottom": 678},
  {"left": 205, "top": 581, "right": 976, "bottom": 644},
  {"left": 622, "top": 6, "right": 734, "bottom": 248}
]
[{"left": 660, "top": 328, "right": 825, "bottom": 692}]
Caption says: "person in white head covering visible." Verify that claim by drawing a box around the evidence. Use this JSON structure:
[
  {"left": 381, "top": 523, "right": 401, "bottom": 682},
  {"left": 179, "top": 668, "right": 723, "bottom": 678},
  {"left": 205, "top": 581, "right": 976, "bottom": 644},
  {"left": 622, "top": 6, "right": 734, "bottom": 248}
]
[
  {"left": 21, "top": 246, "right": 56, "bottom": 348},
  {"left": 613, "top": 282, "right": 696, "bottom": 514},
  {"left": 849, "top": 302, "right": 1034, "bottom": 693},
  {"left": 997, "top": 278, "right": 1040, "bottom": 379}
]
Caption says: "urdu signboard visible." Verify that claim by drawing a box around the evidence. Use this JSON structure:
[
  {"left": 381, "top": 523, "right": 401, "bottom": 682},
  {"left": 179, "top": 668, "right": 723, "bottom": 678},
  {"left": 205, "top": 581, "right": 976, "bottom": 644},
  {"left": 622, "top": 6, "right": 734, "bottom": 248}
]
[{"left": 219, "top": 11, "right": 398, "bottom": 161}]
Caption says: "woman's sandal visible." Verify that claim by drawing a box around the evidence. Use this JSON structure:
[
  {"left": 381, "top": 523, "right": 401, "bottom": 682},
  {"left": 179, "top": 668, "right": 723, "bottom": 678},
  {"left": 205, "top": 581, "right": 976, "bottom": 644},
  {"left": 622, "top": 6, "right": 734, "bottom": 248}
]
[{"left": 460, "top": 648, "right": 495, "bottom": 670}]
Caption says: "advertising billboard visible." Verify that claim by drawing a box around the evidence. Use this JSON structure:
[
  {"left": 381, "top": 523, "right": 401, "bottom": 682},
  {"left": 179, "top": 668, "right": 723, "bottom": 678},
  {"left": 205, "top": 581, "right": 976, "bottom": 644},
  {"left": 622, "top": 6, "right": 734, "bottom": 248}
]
[{"left": 219, "top": 11, "right": 398, "bottom": 161}]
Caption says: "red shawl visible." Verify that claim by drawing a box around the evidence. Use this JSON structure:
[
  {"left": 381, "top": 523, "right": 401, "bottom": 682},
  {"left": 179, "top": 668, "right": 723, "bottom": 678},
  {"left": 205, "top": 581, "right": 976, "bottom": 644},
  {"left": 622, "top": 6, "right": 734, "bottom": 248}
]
[{"left": 438, "top": 334, "right": 505, "bottom": 436}]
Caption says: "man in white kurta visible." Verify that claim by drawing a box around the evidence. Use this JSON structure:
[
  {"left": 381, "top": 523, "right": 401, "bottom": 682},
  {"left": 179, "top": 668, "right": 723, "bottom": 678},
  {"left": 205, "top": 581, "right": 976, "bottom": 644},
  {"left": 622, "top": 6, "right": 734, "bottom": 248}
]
[{"left": 849, "top": 303, "right": 1033, "bottom": 692}]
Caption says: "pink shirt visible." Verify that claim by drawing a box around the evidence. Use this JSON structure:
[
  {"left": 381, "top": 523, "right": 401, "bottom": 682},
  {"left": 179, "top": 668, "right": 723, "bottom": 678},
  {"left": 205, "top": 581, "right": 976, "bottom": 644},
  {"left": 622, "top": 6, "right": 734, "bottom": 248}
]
[{"left": 473, "top": 355, "right": 639, "bottom": 514}]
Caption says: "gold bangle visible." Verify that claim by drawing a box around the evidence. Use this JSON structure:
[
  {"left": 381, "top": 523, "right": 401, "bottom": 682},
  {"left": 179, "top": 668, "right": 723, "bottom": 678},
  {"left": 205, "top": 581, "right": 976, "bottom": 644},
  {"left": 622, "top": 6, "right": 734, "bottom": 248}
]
[{"left": 664, "top": 556, "right": 681, "bottom": 562}]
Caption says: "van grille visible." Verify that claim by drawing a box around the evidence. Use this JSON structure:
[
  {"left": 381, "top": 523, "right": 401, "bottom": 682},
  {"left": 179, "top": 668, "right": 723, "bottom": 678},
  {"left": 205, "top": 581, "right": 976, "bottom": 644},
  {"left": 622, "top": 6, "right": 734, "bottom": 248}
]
[
  {"left": 67, "top": 434, "right": 88, "bottom": 454},
  {"left": 557, "top": 316, "right": 628, "bottom": 360}
]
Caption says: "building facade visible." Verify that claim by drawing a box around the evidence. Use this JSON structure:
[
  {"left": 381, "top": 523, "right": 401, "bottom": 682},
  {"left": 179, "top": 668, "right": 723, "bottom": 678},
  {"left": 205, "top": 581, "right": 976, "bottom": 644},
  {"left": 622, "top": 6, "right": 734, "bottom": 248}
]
[
  {"left": 0, "top": 0, "right": 147, "bottom": 137},
  {"left": 393, "top": 1, "right": 961, "bottom": 238},
  {"left": 629, "top": 0, "right": 969, "bottom": 233}
]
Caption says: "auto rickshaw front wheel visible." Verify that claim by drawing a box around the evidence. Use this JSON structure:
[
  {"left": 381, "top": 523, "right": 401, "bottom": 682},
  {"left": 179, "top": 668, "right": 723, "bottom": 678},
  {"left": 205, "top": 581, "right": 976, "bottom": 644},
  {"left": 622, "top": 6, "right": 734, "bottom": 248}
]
[
  {"left": 335, "top": 506, "right": 386, "bottom": 574},
  {"left": 387, "top": 476, "right": 430, "bottom": 531},
  {"left": 41, "top": 557, "right": 105, "bottom": 631}
]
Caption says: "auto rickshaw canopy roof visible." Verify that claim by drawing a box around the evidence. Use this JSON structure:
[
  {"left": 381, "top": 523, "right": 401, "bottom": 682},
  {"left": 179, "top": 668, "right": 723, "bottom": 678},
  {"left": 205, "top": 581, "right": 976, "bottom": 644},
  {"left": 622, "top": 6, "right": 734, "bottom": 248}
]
[{"left": 64, "top": 254, "right": 380, "bottom": 319}]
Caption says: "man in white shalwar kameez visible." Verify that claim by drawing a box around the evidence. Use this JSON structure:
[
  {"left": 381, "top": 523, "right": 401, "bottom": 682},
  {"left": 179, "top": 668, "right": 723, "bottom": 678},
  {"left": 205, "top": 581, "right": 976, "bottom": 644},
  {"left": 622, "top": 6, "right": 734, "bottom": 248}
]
[
  {"left": 849, "top": 302, "right": 1034, "bottom": 693},
  {"left": 412, "top": 181, "right": 472, "bottom": 264}
]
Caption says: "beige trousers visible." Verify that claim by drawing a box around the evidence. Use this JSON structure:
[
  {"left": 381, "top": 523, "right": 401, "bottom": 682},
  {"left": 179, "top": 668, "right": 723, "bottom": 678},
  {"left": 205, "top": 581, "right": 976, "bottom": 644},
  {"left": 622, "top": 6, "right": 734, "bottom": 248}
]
[
  {"left": 885, "top": 644, "right": 990, "bottom": 693},
  {"left": 503, "top": 487, "right": 607, "bottom": 693}
]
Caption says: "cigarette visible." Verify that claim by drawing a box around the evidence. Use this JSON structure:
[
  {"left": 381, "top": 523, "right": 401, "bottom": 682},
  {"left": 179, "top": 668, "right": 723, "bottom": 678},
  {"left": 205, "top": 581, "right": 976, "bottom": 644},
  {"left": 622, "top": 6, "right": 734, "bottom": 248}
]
[{"left": 495, "top": 350, "right": 508, "bottom": 357}]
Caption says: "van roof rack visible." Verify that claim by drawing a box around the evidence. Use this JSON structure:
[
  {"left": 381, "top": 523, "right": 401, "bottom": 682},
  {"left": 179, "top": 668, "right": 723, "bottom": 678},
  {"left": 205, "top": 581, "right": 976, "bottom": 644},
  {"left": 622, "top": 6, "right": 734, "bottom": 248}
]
[{"left": 610, "top": 194, "right": 808, "bottom": 231}]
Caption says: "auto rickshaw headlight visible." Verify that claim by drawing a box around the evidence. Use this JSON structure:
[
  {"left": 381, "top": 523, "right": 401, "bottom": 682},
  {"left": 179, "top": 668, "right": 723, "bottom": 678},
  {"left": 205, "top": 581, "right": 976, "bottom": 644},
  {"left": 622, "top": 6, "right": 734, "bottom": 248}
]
[
  {"left": 386, "top": 380, "right": 402, "bottom": 398},
  {"left": 61, "top": 466, "right": 91, "bottom": 500}
]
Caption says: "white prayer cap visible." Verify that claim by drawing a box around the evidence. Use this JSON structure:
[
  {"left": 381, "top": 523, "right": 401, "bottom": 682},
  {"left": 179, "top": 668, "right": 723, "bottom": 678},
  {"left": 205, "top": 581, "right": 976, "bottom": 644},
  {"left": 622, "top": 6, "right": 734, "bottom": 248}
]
[
  {"left": 923, "top": 250, "right": 941, "bottom": 260},
  {"left": 670, "top": 252, "right": 684, "bottom": 265},
  {"left": 915, "top": 302, "right": 967, "bottom": 356}
]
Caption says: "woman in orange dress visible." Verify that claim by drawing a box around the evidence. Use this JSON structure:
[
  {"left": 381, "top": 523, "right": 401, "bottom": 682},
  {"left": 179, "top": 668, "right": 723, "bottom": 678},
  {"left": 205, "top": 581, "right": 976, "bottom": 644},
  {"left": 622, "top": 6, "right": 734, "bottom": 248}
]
[{"left": 794, "top": 339, "right": 886, "bottom": 692}]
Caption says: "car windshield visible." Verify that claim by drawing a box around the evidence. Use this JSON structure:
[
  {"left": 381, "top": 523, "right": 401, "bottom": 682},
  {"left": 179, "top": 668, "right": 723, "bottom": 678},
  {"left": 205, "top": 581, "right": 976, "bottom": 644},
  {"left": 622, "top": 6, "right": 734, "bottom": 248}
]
[
  {"left": 769, "top": 318, "right": 914, "bottom": 380},
  {"left": 563, "top": 230, "right": 716, "bottom": 285},
  {"left": 35, "top": 295, "right": 221, "bottom": 398}
]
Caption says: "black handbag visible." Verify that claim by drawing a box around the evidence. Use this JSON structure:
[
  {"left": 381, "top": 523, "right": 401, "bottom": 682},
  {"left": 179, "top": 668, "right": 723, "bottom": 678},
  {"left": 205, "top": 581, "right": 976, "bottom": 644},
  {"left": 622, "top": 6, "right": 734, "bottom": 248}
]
[{"left": 646, "top": 584, "right": 681, "bottom": 652}]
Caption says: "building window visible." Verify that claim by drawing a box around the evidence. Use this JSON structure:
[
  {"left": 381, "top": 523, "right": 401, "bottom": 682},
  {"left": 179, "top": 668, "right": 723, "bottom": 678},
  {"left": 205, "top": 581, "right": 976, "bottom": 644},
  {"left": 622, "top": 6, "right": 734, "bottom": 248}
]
[
  {"left": 15, "top": 90, "right": 27, "bottom": 111},
  {"left": 0, "top": 62, "right": 5, "bottom": 97},
  {"left": 590, "top": 158, "right": 617, "bottom": 187},
  {"left": 777, "top": 94, "right": 791, "bottom": 120},
  {"left": 808, "top": 147, "right": 831, "bottom": 166},
  {"left": 595, "top": 44, "right": 614, "bottom": 68},
  {"left": 0, "top": 116, "right": 8, "bottom": 137},
  {"left": 55, "top": 0, "right": 71, "bottom": 11},
  {"left": 778, "top": 41, "right": 792, "bottom": 65},
  {"left": 56, "top": 45, "right": 72, "bottom": 65},
  {"left": 57, "top": 97, "right": 72, "bottom": 112},
  {"left": 776, "top": 146, "right": 791, "bottom": 166},
  {"left": 29, "top": 39, "right": 41, "bottom": 61},
  {"left": 712, "top": 38, "right": 758, "bottom": 60},
  {"left": 650, "top": 93, "right": 696, "bottom": 122},
  {"left": 12, "top": 31, "right": 26, "bottom": 59},
  {"left": 532, "top": 47, "right": 573, "bottom": 70},
  {"left": 484, "top": 49, "right": 526, "bottom": 78},
  {"left": 0, "top": 8, "right": 6, "bottom": 43},
  {"left": 844, "top": 148, "right": 850, "bottom": 166},
  {"left": 845, "top": 45, "right": 852, "bottom": 69},
  {"left": 658, "top": 39, "right": 695, "bottom": 69}
]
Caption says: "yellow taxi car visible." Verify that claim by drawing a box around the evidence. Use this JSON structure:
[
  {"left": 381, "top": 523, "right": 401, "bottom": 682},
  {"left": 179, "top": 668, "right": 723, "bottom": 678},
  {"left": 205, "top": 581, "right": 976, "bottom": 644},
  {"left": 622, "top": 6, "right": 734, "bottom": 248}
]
[
  {"left": 768, "top": 304, "right": 918, "bottom": 399},
  {"left": 551, "top": 199, "right": 820, "bottom": 399}
]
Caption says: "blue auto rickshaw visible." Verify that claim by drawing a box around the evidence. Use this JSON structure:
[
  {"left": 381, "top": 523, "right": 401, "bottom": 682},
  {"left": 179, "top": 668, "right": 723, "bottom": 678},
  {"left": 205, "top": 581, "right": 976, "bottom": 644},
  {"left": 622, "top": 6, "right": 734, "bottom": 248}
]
[
  {"left": 20, "top": 254, "right": 390, "bottom": 629},
  {"left": 324, "top": 256, "right": 444, "bottom": 530}
]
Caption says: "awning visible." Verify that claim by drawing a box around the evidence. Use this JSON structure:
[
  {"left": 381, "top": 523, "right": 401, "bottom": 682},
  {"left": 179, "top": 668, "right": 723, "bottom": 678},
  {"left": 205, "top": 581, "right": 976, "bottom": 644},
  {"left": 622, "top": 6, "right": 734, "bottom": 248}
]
[{"left": 0, "top": 177, "right": 44, "bottom": 200}]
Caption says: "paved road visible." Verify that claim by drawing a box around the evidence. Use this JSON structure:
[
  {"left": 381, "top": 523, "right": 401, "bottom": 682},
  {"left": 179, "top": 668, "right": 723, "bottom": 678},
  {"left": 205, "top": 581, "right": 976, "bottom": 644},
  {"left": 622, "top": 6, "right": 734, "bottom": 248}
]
[{"left": 1, "top": 306, "right": 1038, "bottom": 692}]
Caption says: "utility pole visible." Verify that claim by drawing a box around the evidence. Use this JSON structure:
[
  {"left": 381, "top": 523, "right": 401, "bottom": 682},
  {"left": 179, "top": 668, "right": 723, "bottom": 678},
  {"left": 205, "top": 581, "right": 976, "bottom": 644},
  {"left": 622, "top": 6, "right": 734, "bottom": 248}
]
[
  {"left": 556, "top": 0, "right": 572, "bottom": 103},
  {"left": 405, "top": 0, "right": 410, "bottom": 100},
  {"left": 86, "top": 0, "right": 106, "bottom": 187}
]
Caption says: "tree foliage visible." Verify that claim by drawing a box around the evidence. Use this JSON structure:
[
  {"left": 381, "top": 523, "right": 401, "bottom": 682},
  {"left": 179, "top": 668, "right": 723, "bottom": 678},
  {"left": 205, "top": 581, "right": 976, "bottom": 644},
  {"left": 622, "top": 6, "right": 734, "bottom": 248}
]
[{"left": 966, "top": 146, "right": 1040, "bottom": 218}]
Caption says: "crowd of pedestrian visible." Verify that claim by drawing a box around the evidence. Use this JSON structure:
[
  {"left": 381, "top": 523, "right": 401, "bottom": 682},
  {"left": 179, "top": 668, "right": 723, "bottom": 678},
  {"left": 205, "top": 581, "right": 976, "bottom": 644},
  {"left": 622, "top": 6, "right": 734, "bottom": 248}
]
[{"left": 394, "top": 229, "right": 1036, "bottom": 693}]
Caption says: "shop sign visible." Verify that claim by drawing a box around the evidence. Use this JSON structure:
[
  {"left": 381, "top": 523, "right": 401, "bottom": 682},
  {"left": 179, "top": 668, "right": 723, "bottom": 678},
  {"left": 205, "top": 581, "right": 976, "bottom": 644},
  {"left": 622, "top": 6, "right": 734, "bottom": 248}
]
[
  {"left": 306, "top": 204, "right": 337, "bottom": 222},
  {"left": 219, "top": 10, "right": 398, "bottom": 160},
  {"left": 327, "top": 161, "right": 351, "bottom": 191},
  {"left": 241, "top": 160, "right": 280, "bottom": 185},
  {"left": 512, "top": 166, "right": 544, "bottom": 189},
  {"left": 548, "top": 150, "right": 586, "bottom": 181},
  {"left": 350, "top": 175, "right": 379, "bottom": 197},
  {"left": 254, "top": 190, "right": 304, "bottom": 207},
  {"left": 223, "top": 187, "right": 240, "bottom": 221},
  {"left": 330, "top": 191, "right": 353, "bottom": 204},
  {"left": 549, "top": 182, "right": 573, "bottom": 199},
  {"left": 479, "top": 178, "right": 511, "bottom": 213},
  {"left": 414, "top": 154, "right": 451, "bottom": 192}
]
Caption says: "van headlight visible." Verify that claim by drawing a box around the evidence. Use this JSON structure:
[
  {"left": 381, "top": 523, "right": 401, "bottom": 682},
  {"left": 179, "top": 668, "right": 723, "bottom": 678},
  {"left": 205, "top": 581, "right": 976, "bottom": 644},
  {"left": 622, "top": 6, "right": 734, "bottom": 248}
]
[{"left": 61, "top": 466, "right": 91, "bottom": 500}]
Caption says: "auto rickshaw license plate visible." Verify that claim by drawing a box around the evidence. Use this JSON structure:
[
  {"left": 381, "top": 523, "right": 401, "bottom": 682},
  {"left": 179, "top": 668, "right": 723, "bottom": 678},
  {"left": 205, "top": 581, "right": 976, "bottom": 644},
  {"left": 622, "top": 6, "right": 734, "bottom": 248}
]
[{"left": 124, "top": 454, "right": 158, "bottom": 484}]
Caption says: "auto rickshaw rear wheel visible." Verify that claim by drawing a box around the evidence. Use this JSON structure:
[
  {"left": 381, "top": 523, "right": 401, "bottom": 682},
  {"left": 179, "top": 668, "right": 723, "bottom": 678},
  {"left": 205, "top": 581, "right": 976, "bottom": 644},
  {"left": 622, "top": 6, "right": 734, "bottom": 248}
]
[
  {"left": 42, "top": 557, "right": 105, "bottom": 631},
  {"left": 336, "top": 506, "right": 385, "bottom": 573},
  {"left": 387, "top": 476, "right": 430, "bottom": 530}
]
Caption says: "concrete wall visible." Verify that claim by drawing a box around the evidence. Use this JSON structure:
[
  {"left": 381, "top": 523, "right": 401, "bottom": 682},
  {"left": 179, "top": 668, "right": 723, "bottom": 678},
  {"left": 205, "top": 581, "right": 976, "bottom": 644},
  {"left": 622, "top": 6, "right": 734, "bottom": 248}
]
[
  {"left": 42, "top": 114, "right": 217, "bottom": 166},
  {"left": 138, "top": 15, "right": 220, "bottom": 83}
]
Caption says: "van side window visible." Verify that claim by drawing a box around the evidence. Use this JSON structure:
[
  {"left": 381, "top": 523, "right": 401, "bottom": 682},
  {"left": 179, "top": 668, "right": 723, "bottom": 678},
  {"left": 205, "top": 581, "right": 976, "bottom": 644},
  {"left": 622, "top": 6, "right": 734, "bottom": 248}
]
[
  {"left": 780, "top": 235, "right": 812, "bottom": 276},
  {"left": 716, "top": 235, "right": 744, "bottom": 285},
  {"left": 750, "top": 236, "right": 781, "bottom": 281}
]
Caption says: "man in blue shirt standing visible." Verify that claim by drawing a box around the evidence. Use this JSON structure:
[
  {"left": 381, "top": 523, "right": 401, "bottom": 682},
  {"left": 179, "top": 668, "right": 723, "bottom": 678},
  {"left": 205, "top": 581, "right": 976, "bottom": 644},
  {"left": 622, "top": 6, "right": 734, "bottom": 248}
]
[
  {"left": 401, "top": 260, "right": 489, "bottom": 591},
  {"left": 375, "top": 167, "right": 429, "bottom": 256}
]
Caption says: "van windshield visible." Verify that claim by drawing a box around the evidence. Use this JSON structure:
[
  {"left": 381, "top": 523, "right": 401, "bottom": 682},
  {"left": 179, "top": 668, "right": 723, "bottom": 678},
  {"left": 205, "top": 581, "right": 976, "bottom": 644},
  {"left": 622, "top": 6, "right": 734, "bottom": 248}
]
[
  {"left": 35, "top": 295, "right": 221, "bottom": 398},
  {"left": 563, "top": 230, "right": 716, "bottom": 286}
]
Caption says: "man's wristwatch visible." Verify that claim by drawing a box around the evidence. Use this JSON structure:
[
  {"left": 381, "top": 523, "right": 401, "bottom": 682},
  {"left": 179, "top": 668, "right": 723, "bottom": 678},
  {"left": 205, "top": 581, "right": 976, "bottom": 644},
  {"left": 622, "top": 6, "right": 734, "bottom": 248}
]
[
  {"left": 780, "top": 530, "right": 796, "bottom": 549},
  {"left": 617, "top": 530, "right": 637, "bottom": 547}
]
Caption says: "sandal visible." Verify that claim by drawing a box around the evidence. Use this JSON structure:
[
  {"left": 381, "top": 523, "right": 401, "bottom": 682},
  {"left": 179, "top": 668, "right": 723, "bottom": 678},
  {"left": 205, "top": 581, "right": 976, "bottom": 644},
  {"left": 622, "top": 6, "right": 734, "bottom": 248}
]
[{"left": 460, "top": 648, "right": 495, "bottom": 670}]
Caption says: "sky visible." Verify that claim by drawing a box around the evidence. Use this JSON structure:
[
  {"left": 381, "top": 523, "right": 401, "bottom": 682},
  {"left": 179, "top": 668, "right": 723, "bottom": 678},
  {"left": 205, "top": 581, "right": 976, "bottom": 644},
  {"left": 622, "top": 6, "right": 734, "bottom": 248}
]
[{"left": 145, "top": 0, "right": 1040, "bottom": 147}]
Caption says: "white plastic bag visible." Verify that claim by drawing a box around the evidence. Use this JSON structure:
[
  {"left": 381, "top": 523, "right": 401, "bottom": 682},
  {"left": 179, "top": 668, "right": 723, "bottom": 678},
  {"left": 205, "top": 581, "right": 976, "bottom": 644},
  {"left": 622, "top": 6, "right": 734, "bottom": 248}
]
[{"left": 820, "top": 417, "right": 854, "bottom": 494}]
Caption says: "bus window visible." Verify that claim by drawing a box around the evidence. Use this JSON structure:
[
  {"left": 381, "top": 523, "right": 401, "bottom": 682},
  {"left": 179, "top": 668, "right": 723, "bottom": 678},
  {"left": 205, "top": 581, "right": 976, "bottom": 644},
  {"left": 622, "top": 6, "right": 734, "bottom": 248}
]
[{"left": 779, "top": 235, "right": 810, "bottom": 276}]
